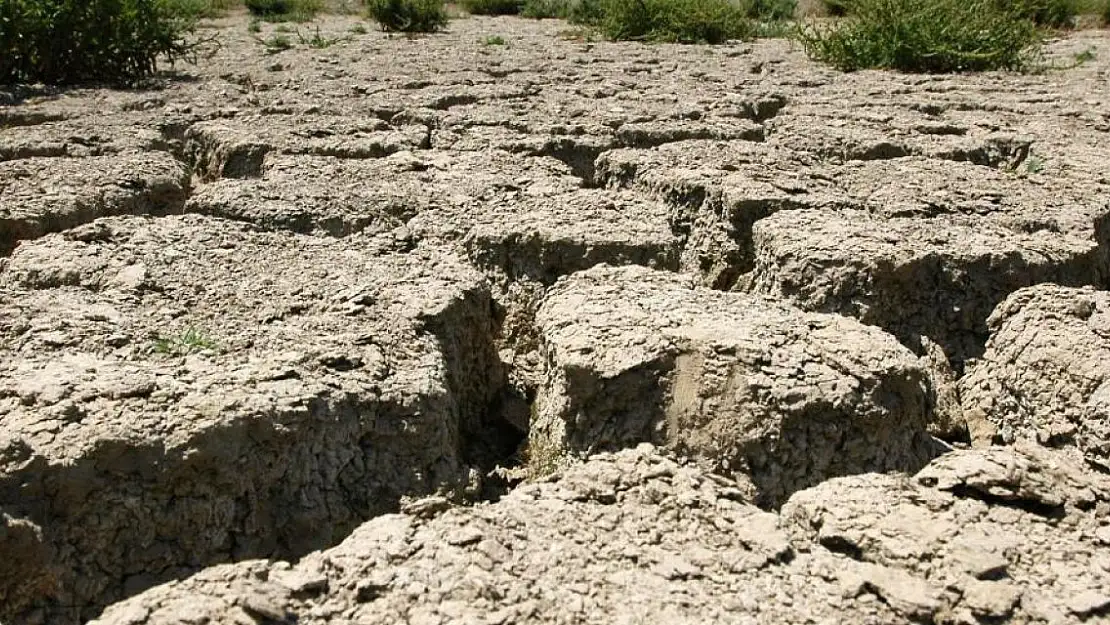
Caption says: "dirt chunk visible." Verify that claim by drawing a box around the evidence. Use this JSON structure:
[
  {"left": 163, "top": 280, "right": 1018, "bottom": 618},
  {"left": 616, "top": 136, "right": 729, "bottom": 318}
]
[
  {"left": 959, "top": 285, "right": 1110, "bottom": 469},
  {"left": 91, "top": 446, "right": 907, "bottom": 625},
  {"left": 783, "top": 445, "right": 1110, "bottom": 624},
  {"left": 186, "top": 115, "right": 430, "bottom": 180},
  {"left": 531, "top": 264, "right": 934, "bottom": 506},
  {"left": 0, "top": 214, "right": 501, "bottom": 623},
  {"left": 745, "top": 209, "right": 1106, "bottom": 370},
  {"left": 0, "top": 154, "right": 188, "bottom": 255}
]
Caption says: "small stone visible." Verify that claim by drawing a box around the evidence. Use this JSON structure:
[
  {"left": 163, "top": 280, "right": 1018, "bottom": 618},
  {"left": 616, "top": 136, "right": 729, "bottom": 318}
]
[{"left": 961, "top": 579, "right": 1021, "bottom": 617}]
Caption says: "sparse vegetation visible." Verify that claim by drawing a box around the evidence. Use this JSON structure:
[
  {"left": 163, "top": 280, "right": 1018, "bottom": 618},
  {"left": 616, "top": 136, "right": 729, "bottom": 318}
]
[
  {"left": 484, "top": 34, "right": 508, "bottom": 44},
  {"left": 594, "top": 0, "right": 754, "bottom": 43},
  {"left": 801, "top": 0, "right": 1043, "bottom": 73},
  {"left": 248, "top": 17, "right": 263, "bottom": 31},
  {"left": 367, "top": 0, "right": 449, "bottom": 31},
  {"left": 245, "top": 0, "right": 323, "bottom": 21},
  {"left": 1008, "top": 0, "right": 1078, "bottom": 28},
  {"left": 0, "top": 0, "right": 207, "bottom": 85},
  {"left": 349, "top": 21, "right": 369, "bottom": 32},
  {"left": 153, "top": 327, "right": 219, "bottom": 355},
  {"left": 1103, "top": 0, "right": 1110, "bottom": 23},
  {"left": 459, "top": 0, "right": 523, "bottom": 15},
  {"left": 176, "top": 0, "right": 240, "bottom": 17},
  {"left": 298, "top": 25, "right": 350, "bottom": 46},
  {"left": 747, "top": 0, "right": 796, "bottom": 20},
  {"left": 259, "top": 32, "right": 294, "bottom": 51}
]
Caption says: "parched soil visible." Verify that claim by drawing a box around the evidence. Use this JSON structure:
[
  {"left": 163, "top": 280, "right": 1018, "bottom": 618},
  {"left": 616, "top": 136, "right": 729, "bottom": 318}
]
[{"left": 2, "top": 13, "right": 1110, "bottom": 625}]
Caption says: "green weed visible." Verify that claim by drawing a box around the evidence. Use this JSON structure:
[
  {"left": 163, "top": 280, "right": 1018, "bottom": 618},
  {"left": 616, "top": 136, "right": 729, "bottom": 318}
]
[
  {"left": 595, "top": 0, "right": 754, "bottom": 43},
  {"left": 0, "top": 0, "right": 207, "bottom": 84},
  {"left": 259, "top": 33, "right": 294, "bottom": 51},
  {"left": 459, "top": 0, "right": 523, "bottom": 14},
  {"left": 800, "top": 0, "right": 1044, "bottom": 73},
  {"left": 245, "top": 0, "right": 322, "bottom": 21},
  {"left": 297, "top": 25, "right": 350, "bottom": 46},
  {"left": 484, "top": 34, "right": 508, "bottom": 44},
  {"left": 367, "top": 0, "right": 449, "bottom": 32},
  {"left": 248, "top": 17, "right": 263, "bottom": 30},
  {"left": 153, "top": 327, "right": 219, "bottom": 355}
]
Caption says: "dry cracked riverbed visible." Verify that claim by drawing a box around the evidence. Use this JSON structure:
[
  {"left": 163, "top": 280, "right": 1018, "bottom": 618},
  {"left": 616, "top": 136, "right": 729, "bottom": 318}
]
[{"left": 2, "top": 13, "right": 1110, "bottom": 625}]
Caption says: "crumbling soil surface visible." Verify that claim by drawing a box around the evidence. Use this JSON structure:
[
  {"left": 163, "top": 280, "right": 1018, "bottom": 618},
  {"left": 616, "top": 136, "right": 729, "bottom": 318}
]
[{"left": 2, "top": 13, "right": 1110, "bottom": 625}]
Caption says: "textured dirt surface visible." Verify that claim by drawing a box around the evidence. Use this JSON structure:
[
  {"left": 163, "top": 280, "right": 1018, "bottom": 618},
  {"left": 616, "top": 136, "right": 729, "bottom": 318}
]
[
  {"left": 1, "top": 11, "right": 1109, "bottom": 625},
  {"left": 92, "top": 444, "right": 1110, "bottom": 625}
]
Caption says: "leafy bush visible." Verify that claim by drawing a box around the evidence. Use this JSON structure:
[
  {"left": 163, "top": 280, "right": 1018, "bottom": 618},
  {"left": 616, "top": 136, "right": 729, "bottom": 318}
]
[
  {"left": 800, "top": 0, "right": 1043, "bottom": 73},
  {"left": 245, "top": 0, "right": 322, "bottom": 20},
  {"left": 822, "top": 0, "right": 850, "bottom": 15},
  {"left": 0, "top": 0, "right": 203, "bottom": 84},
  {"left": 747, "top": 0, "right": 795, "bottom": 20},
  {"left": 460, "top": 0, "right": 523, "bottom": 14},
  {"left": 1007, "top": 0, "right": 1077, "bottom": 28},
  {"left": 521, "top": 0, "right": 602, "bottom": 19},
  {"left": 367, "top": 0, "right": 449, "bottom": 31},
  {"left": 596, "top": 0, "right": 754, "bottom": 43}
]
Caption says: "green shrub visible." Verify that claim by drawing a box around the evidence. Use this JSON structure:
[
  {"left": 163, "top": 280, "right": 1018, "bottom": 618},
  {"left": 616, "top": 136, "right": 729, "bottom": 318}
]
[
  {"left": 1008, "top": 0, "right": 1077, "bottom": 28},
  {"left": 748, "top": 0, "right": 795, "bottom": 20},
  {"left": 801, "top": 0, "right": 1043, "bottom": 73},
  {"left": 521, "top": 0, "right": 602, "bottom": 19},
  {"left": 1104, "top": 0, "right": 1110, "bottom": 23},
  {"left": 460, "top": 0, "right": 522, "bottom": 14},
  {"left": 596, "top": 0, "right": 754, "bottom": 42},
  {"left": 245, "top": 0, "right": 322, "bottom": 20},
  {"left": 822, "top": 0, "right": 850, "bottom": 15},
  {"left": 367, "top": 0, "right": 449, "bottom": 31},
  {"left": 0, "top": 0, "right": 202, "bottom": 85}
]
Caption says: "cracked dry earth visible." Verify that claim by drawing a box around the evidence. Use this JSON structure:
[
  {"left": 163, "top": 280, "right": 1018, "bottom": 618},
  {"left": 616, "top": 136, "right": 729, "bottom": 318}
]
[{"left": 2, "top": 13, "right": 1110, "bottom": 625}]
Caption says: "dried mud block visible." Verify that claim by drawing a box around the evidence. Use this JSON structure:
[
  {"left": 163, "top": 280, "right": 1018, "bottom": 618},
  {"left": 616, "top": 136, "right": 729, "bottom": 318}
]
[
  {"left": 746, "top": 209, "right": 1107, "bottom": 369},
  {"left": 596, "top": 140, "right": 847, "bottom": 288},
  {"left": 959, "top": 285, "right": 1110, "bottom": 469},
  {"left": 531, "top": 265, "right": 934, "bottom": 507},
  {"left": 186, "top": 116, "right": 431, "bottom": 180},
  {"left": 765, "top": 108, "right": 1032, "bottom": 167},
  {"left": 831, "top": 158, "right": 1109, "bottom": 241},
  {"left": 0, "top": 117, "right": 165, "bottom": 162},
  {"left": 614, "top": 117, "right": 765, "bottom": 148},
  {"left": 93, "top": 447, "right": 915, "bottom": 625},
  {"left": 0, "top": 154, "right": 188, "bottom": 255},
  {"left": 782, "top": 445, "right": 1110, "bottom": 624},
  {"left": 460, "top": 189, "right": 681, "bottom": 285},
  {"left": 187, "top": 151, "right": 583, "bottom": 238},
  {"left": 0, "top": 215, "right": 501, "bottom": 623}
]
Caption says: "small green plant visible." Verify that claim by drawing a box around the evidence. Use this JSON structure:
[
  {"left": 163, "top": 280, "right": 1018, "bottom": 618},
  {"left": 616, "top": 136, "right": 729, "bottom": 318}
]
[
  {"left": 297, "top": 25, "right": 350, "bottom": 47},
  {"left": 459, "top": 0, "right": 523, "bottom": 14},
  {"left": 596, "top": 0, "right": 754, "bottom": 43},
  {"left": 248, "top": 17, "right": 263, "bottom": 31},
  {"left": 367, "top": 0, "right": 449, "bottom": 32},
  {"left": 153, "top": 327, "right": 219, "bottom": 355},
  {"left": 1074, "top": 46, "right": 1097, "bottom": 64},
  {"left": 274, "top": 22, "right": 294, "bottom": 31},
  {"left": 747, "top": 0, "right": 796, "bottom": 20},
  {"left": 800, "top": 0, "right": 1044, "bottom": 73},
  {"left": 245, "top": 0, "right": 322, "bottom": 21},
  {"left": 349, "top": 22, "right": 369, "bottom": 33},
  {"left": 259, "top": 33, "right": 294, "bottom": 51},
  {"left": 484, "top": 34, "right": 508, "bottom": 44},
  {"left": 0, "top": 0, "right": 205, "bottom": 84}
]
